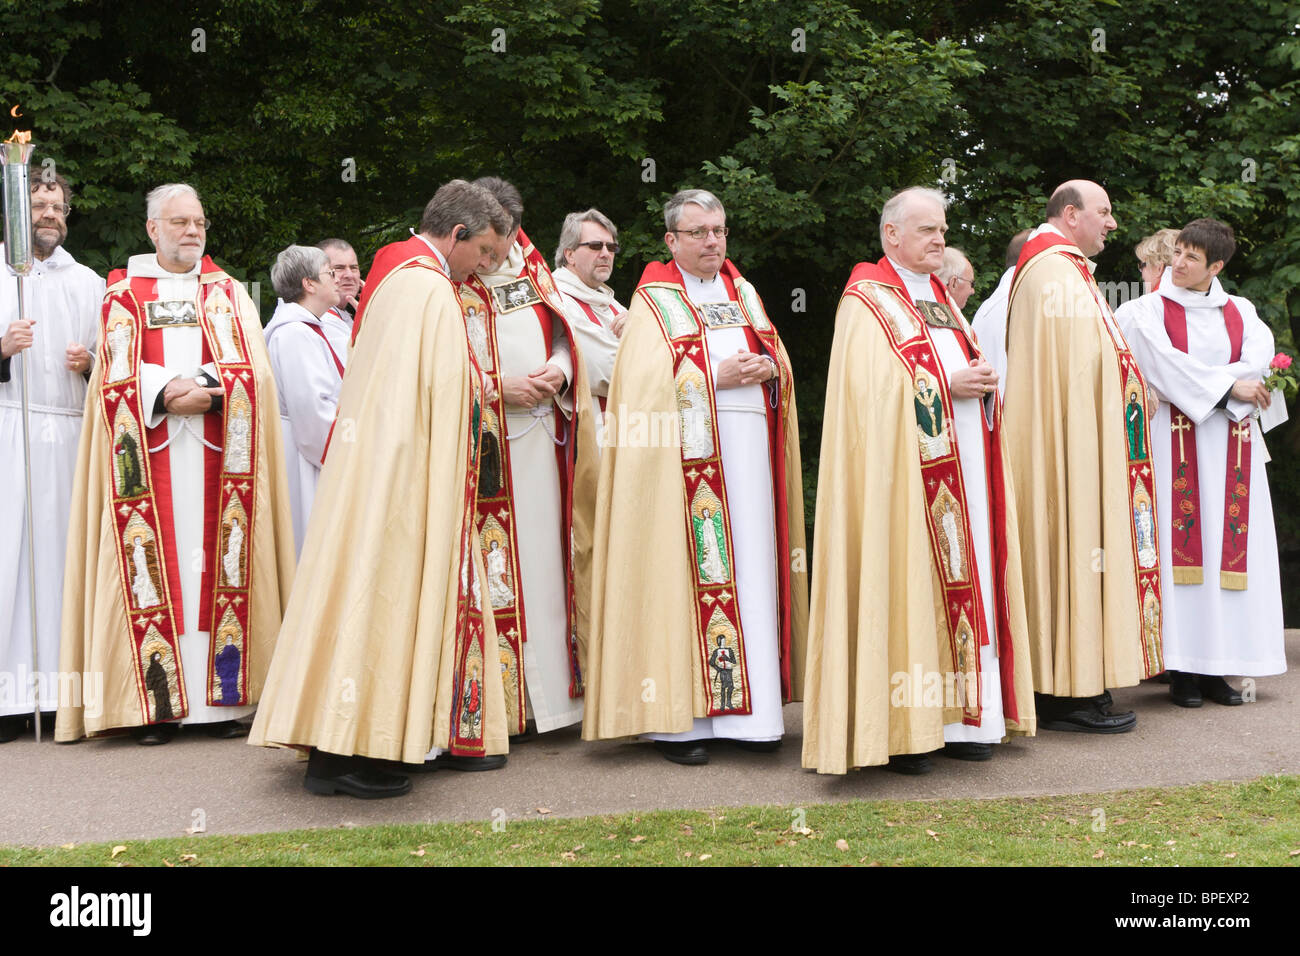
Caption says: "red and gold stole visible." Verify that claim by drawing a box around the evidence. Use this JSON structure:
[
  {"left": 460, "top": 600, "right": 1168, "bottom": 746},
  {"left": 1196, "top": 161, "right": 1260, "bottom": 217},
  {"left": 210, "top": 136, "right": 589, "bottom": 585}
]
[
  {"left": 842, "top": 258, "right": 1019, "bottom": 724},
  {"left": 634, "top": 258, "right": 797, "bottom": 716},
  {"left": 1011, "top": 235, "right": 1164, "bottom": 675},
  {"left": 97, "top": 256, "right": 260, "bottom": 723},
  {"left": 457, "top": 229, "right": 583, "bottom": 734},
  {"left": 1162, "top": 298, "right": 1250, "bottom": 590}
]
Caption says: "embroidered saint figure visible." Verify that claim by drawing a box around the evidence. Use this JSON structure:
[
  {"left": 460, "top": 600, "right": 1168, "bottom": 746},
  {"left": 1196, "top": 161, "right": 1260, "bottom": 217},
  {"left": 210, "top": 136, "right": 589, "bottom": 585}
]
[
  {"left": 113, "top": 422, "right": 145, "bottom": 497},
  {"left": 914, "top": 374, "right": 950, "bottom": 460},
  {"left": 465, "top": 304, "right": 491, "bottom": 369},
  {"left": 708, "top": 633, "right": 738, "bottom": 710},
  {"left": 1126, "top": 389, "right": 1146, "bottom": 460},
  {"left": 941, "top": 500, "right": 964, "bottom": 581},
  {"left": 215, "top": 635, "right": 242, "bottom": 704},
  {"left": 145, "top": 651, "right": 174, "bottom": 722},
  {"left": 130, "top": 535, "right": 161, "bottom": 608},
  {"left": 478, "top": 408, "right": 502, "bottom": 496},
  {"left": 210, "top": 300, "right": 242, "bottom": 362},
  {"left": 106, "top": 321, "right": 133, "bottom": 382},
  {"left": 678, "top": 375, "right": 713, "bottom": 460},
  {"left": 1135, "top": 498, "right": 1157, "bottom": 569},
  {"left": 694, "top": 506, "right": 730, "bottom": 584},
  {"left": 223, "top": 517, "right": 244, "bottom": 587},
  {"left": 486, "top": 539, "right": 515, "bottom": 608},
  {"left": 225, "top": 383, "right": 252, "bottom": 473},
  {"left": 460, "top": 660, "right": 482, "bottom": 739}
]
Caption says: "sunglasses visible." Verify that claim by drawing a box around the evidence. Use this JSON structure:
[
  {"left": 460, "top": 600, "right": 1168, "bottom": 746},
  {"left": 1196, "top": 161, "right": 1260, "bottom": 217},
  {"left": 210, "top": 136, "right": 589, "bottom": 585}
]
[{"left": 576, "top": 240, "right": 620, "bottom": 254}]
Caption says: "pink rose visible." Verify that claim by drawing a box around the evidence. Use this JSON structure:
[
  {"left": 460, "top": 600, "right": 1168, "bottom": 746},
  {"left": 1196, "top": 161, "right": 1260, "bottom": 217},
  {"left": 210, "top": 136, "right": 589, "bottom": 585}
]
[{"left": 1272, "top": 352, "right": 1293, "bottom": 371}]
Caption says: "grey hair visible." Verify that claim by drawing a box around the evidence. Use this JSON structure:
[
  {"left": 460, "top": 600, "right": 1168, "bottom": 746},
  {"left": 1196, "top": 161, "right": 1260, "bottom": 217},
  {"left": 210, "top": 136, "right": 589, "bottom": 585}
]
[
  {"left": 317, "top": 237, "right": 354, "bottom": 254},
  {"left": 937, "top": 247, "right": 971, "bottom": 285},
  {"left": 879, "top": 186, "right": 948, "bottom": 248},
  {"left": 663, "top": 188, "right": 724, "bottom": 232},
  {"left": 554, "top": 208, "right": 619, "bottom": 269},
  {"left": 271, "top": 244, "right": 329, "bottom": 303},
  {"left": 146, "top": 183, "right": 201, "bottom": 221}
]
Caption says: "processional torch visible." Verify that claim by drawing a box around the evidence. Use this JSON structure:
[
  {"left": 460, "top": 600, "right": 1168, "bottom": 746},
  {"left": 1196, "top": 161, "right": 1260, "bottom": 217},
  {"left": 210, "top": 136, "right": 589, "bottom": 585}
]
[{"left": 2, "top": 123, "right": 42, "bottom": 742}]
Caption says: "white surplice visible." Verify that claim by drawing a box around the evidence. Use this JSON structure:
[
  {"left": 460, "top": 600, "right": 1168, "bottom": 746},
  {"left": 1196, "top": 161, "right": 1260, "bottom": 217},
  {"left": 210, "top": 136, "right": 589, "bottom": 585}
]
[
  {"left": 265, "top": 300, "right": 347, "bottom": 556},
  {"left": 1122, "top": 270, "right": 1286, "bottom": 676},
  {"left": 971, "top": 265, "right": 1014, "bottom": 399},
  {"left": 891, "top": 259, "right": 1005, "bottom": 744},
  {"left": 480, "top": 245, "right": 581, "bottom": 733},
  {"left": 0, "top": 245, "right": 104, "bottom": 716},
  {"left": 129, "top": 254, "right": 255, "bottom": 724},
  {"left": 647, "top": 270, "right": 784, "bottom": 743},
  {"left": 553, "top": 266, "right": 624, "bottom": 448}
]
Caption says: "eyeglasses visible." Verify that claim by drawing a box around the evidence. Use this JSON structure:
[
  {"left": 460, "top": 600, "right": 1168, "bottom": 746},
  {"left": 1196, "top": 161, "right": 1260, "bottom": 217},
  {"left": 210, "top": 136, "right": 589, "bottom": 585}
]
[
  {"left": 31, "top": 201, "right": 71, "bottom": 216},
  {"left": 576, "top": 240, "right": 620, "bottom": 254},
  {"left": 313, "top": 268, "right": 336, "bottom": 280},
  {"left": 155, "top": 217, "right": 211, "bottom": 231},
  {"left": 673, "top": 226, "right": 729, "bottom": 241},
  {"left": 951, "top": 275, "right": 974, "bottom": 288}
]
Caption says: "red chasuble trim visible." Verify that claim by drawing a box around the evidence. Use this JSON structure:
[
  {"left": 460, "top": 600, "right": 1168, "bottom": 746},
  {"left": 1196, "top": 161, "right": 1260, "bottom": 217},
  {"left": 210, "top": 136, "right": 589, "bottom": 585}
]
[
  {"left": 635, "top": 258, "right": 796, "bottom": 713},
  {"left": 1010, "top": 237, "right": 1164, "bottom": 675},
  {"left": 458, "top": 230, "right": 585, "bottom": 734},
  {"left": 1161, "top": 298, "right": 1250, "bottom": 590},
  {"left": 844, "top": 259, "right": 996, "bottom": 724},
  {"left": 97, "top": 256, "right": 261, "bottom": 722}
]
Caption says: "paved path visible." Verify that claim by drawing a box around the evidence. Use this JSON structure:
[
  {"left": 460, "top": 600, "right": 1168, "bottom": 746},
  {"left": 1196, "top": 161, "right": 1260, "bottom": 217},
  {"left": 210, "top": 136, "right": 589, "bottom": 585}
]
[{"left": 2, "top": 634, "right": 1296, "bottom": 847}]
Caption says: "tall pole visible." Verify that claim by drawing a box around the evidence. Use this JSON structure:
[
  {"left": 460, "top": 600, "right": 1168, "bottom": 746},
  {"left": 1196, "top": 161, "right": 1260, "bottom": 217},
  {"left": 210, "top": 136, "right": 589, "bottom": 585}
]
[{"left": 2, "top": 131, "right": 41, "bottom": 742}]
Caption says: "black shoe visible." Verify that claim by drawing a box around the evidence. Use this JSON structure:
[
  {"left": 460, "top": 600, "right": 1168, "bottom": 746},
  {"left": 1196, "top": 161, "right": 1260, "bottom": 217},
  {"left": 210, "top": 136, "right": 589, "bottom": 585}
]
[
  {"left": 509, "top": 720, "right": 540, "bottom": 744},
  {"left": 304, "top": 749, "right": 412, "bottom": 799},
  {"left": 1093, "top": 691, "right": 1114, "bottom": 711},
  {"left": 417, "top": 752, "right": 508, "bottom": 772},
  {"left": 132, "top": 722, "right": 180, "bottom": 745},
  {"left": 943, "top": 742, "right": 993, "bottom": 761},
  {"left": 727, "top": 738, "right": 782, "bottom": 753},
  {"left": 204, "top": 719, "right": 249, "bottom": 739},
  {"left": 1037, "top": 694, "right": 1137, "bottom": 733},
  {"left": 653, "top": 740, "right": 709, "bottom": 765},
  {"left": 1198, "top": 675, "right": 1244, "bottom": 706},
  {"left": 1147, "top": 671, "right": 1172, "bottom": 685},
  {"left": 886, "top": 753, "right": 933, "bottom": 775},
  {"left": 0, "top": 715, "right": 26, "bottom": 743},
  {"left": 1169, "top": 671, "right": 1203, "bottom": 708}
]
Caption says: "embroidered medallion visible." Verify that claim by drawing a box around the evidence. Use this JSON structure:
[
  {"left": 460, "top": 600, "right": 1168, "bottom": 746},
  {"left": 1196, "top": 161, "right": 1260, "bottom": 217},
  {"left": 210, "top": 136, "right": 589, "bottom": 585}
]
[
  {"left": 698, "top": 301, "right": 745, "bottom": 329},
  {"left": 489, "top": 275, "right": 542, "bottom": 314},
  {"left": 145, "top": 299, "right": 197, "bottom": 328},
  {"left": 917, "top": 299, "right": 962, "bottom": 331}
]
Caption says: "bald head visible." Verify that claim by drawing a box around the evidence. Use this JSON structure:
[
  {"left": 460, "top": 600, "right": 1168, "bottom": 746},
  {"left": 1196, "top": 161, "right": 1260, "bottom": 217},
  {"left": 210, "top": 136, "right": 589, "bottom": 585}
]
[
  {"left": 880, "top": 186, "right": 948, "bottom": 274},
  {"left": 1046, "top": 180, "right": 1116, "bottom": 256}
]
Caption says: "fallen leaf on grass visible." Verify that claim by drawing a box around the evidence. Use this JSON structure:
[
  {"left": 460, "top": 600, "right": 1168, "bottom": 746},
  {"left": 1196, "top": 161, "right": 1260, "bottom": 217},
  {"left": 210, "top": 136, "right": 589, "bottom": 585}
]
[
  {"left": 1290, "top": 849, "right": 1300, "bottom": 857},
  {"left": 603, "top": 834, "right": 616, "bottom": 841},
  {"left": 1093, "top": 850, "right": 1105, "bottom": 859},
  {"left": 1223, "top": 852, "right": 1237, "bottom": 859},
  {"left": 885, "top": 822, "right": 896, "bottom": 828},
  {"left": 560, "top": 852, "right": 576, "bottom": 861},
  {"left": 1165, "top": 840, "right": 1177, "bottom": 846},
  {"left": 835, "top": 839, "right": 849, "bottom": 851},
  {"left": 410, "top": 849, "right": 426, "bottom": 857},
  {"left": 698, "top": 853, "right": 712, "bottom": 861},
  {"left": 1151, "top": 801, "right": 1164, "bottom": 807},
  {"left": 179, "top": 854, "right": 197, "bottom": 862},
  {"left": 536, "top": 807, "right": 552, "bottom": 815},
  {"left": 630, "top": 835, "right": 646, "bottom": 843},
  {"left": 510, "top": 844, "right": 523, "bottom": 850},
  {"left": 110, "top": 845, "right": 127, "bottom": 859},
  {"left": 1120, "top": 841, "right": 1137, "bottom": 847},
  {"left": 162, "top": 859, "right": 173, "bottom": 868},
  {"left": 925, "top": 830, "right": 939, "bottom": 841},
  {"left": 60, "top": 843, "right": 75, "bottom": 850},
  {"left": 791, "top": 826, "right": 812, "bottom": 836}
]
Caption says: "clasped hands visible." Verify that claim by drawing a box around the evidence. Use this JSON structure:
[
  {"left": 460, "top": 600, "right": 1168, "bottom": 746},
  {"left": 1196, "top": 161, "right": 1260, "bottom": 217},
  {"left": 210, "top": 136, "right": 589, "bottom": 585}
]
[
  {"left": 949, "top": 358, "right": 998, "bottom": 399},
  {"left": 162, "top": 376, "right": 224, "bottom": 415},
  {"left": 501, "top": 363, "right": 567, "bottom": 409},
  {"left": 715, "top": 350, "right": 777, "bottom": 389}
]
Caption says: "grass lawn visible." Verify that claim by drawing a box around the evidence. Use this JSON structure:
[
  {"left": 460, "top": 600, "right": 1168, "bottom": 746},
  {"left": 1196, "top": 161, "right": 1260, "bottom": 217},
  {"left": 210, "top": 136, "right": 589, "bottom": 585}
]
[{"left": 4, "top": 775, "right": 1298, "bottom": 867}]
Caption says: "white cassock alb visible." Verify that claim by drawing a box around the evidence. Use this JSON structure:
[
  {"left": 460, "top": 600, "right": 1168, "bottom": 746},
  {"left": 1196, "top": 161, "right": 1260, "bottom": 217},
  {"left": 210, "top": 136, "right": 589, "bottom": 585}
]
[
  {"left": 971, "top": 264, "right": 1014, "bottom": 399},
  {"left": 553, "top": 266, "right": 624, "bottom": 447},
  {"left": 647, "top": 270, "right": 784, "bottom": 743},
  {"left": 264, "top": 299, "right": 347, "bottom": 556},
  {"left": 480, "top": 245, "right": 581, "bottom": 733},
  {"left": 130, "top": 253, "right": 255, "bottom": 725},
  {"left": 891, "top": 259, "right": 1005, "bottom": 744},
  {"left": 1122, "top": 269, "right": 1286, "bottom": 677},
  {"left": 0, "top": 244, "right": 103, "bottom": 716},
  {"left": 322, "top": 307, "right": 353, "bottom": 364}
]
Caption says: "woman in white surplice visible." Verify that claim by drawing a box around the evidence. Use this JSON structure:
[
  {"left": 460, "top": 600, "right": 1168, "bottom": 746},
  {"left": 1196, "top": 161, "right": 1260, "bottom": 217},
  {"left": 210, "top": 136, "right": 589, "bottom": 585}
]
[{"left": 264, "top": 245, "right": 346, "bottom": 557}]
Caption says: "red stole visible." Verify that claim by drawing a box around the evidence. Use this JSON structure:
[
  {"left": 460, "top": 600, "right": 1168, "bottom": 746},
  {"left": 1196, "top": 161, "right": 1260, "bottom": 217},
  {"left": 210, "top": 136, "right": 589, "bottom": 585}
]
[
  {"left": 572, "top": 298, "right": 622, "bottom": 414},
  {"left": 635, "top": 258, "right": 797, "bottom": 713},
  {"left": 844, "top": 258, "right": 1019, "bottom": 723},
  {"left": 97, "top": 256, "right": 260, "bottom": 721},
  {"left": 1161, "top": 297, "right": 1251, "bottom": 589},
  {"left": 456, "top": 229, "right": 584, "bottom": 733}
]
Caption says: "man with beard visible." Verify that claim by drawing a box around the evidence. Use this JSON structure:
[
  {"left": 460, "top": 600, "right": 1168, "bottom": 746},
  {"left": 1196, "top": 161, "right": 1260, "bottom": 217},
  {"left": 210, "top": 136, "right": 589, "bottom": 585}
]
[{"left": 0, "top": 171, "right": 103, "bottom": 741}]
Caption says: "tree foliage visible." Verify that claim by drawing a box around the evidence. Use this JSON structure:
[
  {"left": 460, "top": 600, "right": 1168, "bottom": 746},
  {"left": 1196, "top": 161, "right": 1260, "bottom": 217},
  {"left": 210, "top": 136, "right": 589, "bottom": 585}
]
[{"left": 3, "top": 0, "right": 1298, "bottom": 610}]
